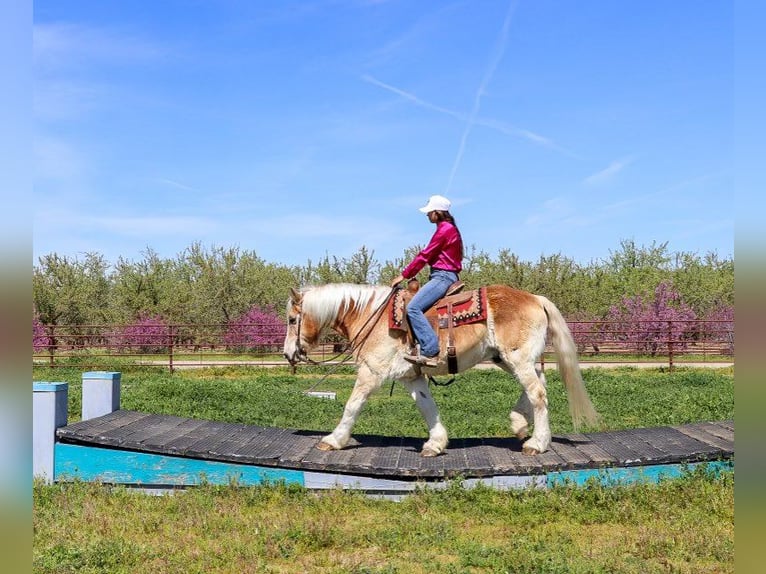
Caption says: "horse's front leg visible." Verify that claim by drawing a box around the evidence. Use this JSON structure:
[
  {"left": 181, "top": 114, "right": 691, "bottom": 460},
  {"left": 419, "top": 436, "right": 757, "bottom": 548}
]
[
  {"left": 402, "top": 376, "right": 449, "bottom": 457},
  {"left": 318, "top": 365, "right": 382, "bottom": 451}
]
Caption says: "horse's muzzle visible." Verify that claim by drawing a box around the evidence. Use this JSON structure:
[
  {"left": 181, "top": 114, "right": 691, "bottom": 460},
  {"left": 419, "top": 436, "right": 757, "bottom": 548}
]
[{"left": 284, "top": 348, "right": 308, "bottom": 366}]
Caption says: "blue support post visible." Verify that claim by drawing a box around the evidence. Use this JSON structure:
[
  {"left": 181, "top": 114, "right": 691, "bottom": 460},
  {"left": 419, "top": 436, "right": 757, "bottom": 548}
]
[
  {"left": 33, "top": 382, "right": 69, "bottom": 483},
  {"left": 82, "top": 371, "right": 121, "bottom": 421}
]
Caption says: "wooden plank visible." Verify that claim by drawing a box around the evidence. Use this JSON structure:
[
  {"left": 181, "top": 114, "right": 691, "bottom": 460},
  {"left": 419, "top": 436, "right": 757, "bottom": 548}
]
[
  {"left": 206, "top": 425, "right": 270, "bottom": 462},
  {"left": 481, "top": 437, "right": 542, "bottom": 475},
  {"left": 442, "top": 439, "right": 471, "bottom": 476},
  {"left": 631, "top": 427, "right": 720, "bottom": 461},
  {"left": 673, "top": 422, "right": 734, "bottom": 452},
  {"left": 278, "top": 432, "right": 324, "bottom": 467},
  {"left": 156, "top": 419, "right": 220, "bottom": 454},
  {"left": 547, "top": 437, "right": 594, "bottom": 469},
  {"left": 90, "top": 413, "right": 168, "bottom": 447},
  {"left": 117, "top": 414, "right": 192, "bottom": 446},
  {"left": 237, "top": 427, "right": 294, "bottom": 461},
  {"left": 141, "top": 418, "right": 214, "bottom": 454},
  {"left": 416, "top": 448, "right": 447, "bottom": 478},
  {"left": 366, "top": 437, "right": 403, "bottom": 474},
  {"left": 182, "top": 422, "right": 249, "bottom": 457},
  {"left": 561, "top": 433, "right": 616, "bottom": 466},
  {"left": 586, "top": 431, "right": 652, "bottom": 466},
  {"left": 608, "top": 428, "right": 673, "bottom": 463},
  {"left": 396, "top": 440, "right": 425, "bottom": 477},
  {"left": 58, "top": 411, "right": 152, "bottom": 442},
  {"left": 462, "top": 440, "right": 495, "bottom": 476},
  {"left": 344, "top": 435, "right": 392, "bottom": 473},
  {"left": 699, "top": 421, "right": 735, "bottom": 443}
]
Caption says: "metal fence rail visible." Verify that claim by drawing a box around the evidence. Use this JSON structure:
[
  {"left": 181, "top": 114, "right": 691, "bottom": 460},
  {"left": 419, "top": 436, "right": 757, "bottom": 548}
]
[{"left": 33, "top": 320, "right": 733, "bottom": 372}]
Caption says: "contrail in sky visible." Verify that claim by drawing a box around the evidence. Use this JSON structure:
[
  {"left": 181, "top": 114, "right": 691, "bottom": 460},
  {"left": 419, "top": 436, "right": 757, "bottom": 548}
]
[
  {"left": 361, "top": 74, "right": 463, "bottom": 120},
  {"left": 445, "top": 0, "right": 518, "bottom": 193},
  {"left": 363, "top": 73, "right": 576, "bottom": 157}
]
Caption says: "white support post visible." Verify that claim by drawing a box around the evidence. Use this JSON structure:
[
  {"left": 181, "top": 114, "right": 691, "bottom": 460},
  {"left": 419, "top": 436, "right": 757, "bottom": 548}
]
[
  {"left": 82, "top": 371, "right": 121, "bottom": 421},
  {"left": 33, "top": 382, "right": 69, "bottom": 483}
]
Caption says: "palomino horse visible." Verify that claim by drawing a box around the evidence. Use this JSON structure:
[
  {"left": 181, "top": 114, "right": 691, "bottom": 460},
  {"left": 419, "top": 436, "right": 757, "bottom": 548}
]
[{"left": 283, "top": 283, "right": 598, "bottom": 456}]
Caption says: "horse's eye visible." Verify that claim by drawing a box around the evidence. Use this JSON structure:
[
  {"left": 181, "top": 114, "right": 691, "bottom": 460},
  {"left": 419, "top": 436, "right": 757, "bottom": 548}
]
[{"left": 288, "top": 317, "right": 297, "bottom": 325}]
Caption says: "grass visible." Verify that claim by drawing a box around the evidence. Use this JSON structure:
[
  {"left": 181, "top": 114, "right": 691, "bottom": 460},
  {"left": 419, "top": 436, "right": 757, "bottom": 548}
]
[
  {"left": 33, "top": 364, "right": 734, "bottom": 434},
  {"left": 34, "top": 466, "right": 733, "bottom": 573},
  {"left": 32, "top": 365, "right": 734, "bottom": 573}
]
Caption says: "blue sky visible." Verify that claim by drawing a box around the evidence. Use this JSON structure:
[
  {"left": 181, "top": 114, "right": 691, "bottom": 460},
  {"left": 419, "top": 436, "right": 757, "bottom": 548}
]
[{"left": 33, "top": 0, "right": 734, "bottom": 269}]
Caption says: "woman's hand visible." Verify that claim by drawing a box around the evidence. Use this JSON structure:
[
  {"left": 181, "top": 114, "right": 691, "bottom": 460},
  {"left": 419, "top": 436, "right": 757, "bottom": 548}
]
[{"left": 390, "top": 274, "right": 405, "bottom": 287}]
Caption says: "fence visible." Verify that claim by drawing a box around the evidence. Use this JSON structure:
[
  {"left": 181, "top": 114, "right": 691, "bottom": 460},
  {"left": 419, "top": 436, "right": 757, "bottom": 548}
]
[{"left": 33, "top": 320, "right": 733, "bottom": 372}]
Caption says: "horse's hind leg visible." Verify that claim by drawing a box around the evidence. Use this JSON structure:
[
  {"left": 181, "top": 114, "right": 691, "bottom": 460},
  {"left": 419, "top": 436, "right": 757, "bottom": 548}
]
[
  {"left": 494, "top": 361, "right": 534, "bottom": 440},
  {"left": 499, "top": 359, "right": 551, "bottom": 454},
  {"left": 318, "top": 365, "right": 380, "bottom": 451},
  {"left": 402, "top": 376, "right": 448, "bottom": 457},
  {"left": 517, "top": 364, "right": 551, "bottom": 454}
]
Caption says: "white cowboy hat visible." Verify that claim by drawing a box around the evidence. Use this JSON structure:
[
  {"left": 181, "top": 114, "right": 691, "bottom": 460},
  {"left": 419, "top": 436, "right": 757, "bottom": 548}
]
[{"left": 418, "top": 194, "right": 451, "bottom": 213}]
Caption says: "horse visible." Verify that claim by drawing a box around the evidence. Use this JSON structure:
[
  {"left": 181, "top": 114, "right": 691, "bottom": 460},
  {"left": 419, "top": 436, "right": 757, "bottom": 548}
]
[{"left": 283, "top": 283, "right": 599, "bottom": 456}]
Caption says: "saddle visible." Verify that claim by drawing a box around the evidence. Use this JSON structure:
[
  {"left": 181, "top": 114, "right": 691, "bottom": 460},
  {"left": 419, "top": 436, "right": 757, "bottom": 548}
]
[{"left": 388, "top": 281, "right": 488, "bottom": 373}]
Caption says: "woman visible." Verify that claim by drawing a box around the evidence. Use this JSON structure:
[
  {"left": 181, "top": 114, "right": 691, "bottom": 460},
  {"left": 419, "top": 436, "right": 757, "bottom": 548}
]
[{"left": 391, "top": 194, "right": 464, "bottom": 367}]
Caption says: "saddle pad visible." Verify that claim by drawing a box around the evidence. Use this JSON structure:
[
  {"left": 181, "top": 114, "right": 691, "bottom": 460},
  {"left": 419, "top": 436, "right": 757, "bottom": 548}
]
[
  {"left": 436, "top": 286, "right": 488, "bottom": 328},
  {"left": 388, "top": 287, "right": 409, "bottom": 331},
  {"left": 388, "top": 286, "right": 488, "bottom": 331}
]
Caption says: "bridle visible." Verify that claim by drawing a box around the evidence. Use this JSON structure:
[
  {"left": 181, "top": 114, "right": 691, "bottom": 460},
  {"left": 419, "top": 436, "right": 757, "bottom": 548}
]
[{"left": 287, "top": 286, "right": 397, "bottom": 370}]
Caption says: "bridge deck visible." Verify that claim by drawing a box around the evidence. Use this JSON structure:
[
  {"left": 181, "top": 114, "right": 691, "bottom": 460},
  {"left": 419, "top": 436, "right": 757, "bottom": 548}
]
[{"left": 56, "top": 410, "right": 734, "bottom": 480}]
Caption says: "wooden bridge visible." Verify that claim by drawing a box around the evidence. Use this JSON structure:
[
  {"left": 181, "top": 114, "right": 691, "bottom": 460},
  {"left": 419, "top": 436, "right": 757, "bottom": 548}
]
[{"left": 54, "top": 409, "right": 734, "bottom": 493}]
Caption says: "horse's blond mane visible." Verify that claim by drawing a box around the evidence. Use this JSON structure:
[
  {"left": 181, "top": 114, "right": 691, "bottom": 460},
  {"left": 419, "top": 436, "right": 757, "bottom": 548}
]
[{"left": 301, "top": 283, "right": 390, "bottom": 330}]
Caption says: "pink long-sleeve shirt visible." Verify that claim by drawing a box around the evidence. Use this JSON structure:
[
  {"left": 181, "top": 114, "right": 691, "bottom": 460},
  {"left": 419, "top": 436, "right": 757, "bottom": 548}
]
[{"left": 402, "top": 221, "right": 463, "bottom": 279}]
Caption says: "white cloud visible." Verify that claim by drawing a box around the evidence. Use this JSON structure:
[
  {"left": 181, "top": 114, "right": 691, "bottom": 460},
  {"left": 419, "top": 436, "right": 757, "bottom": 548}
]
[{"left": 583, "top": 156, "right": 636, "bottom": 186}]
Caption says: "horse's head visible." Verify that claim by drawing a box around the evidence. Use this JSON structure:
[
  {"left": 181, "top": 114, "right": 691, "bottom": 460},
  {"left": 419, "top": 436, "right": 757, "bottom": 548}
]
[{"left": 283, "top": 287, "right": 319, "bottom": 365}]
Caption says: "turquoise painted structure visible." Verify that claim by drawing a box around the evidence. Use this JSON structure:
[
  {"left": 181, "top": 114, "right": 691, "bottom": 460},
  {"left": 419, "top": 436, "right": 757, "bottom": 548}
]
[
  {"left": 55, "top": 443, "right": 305, "bottom": 487},
  {"left": 546, "top": 459, "right": 733, "bottom": 488},
  {"left": 52, "top": 442, "right": 733, "bottom": 492}
]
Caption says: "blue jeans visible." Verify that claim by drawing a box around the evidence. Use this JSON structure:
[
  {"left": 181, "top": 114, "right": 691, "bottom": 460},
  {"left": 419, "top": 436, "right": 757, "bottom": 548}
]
[{"left": 406, "top": 269, "right": 459, "bottom": 357}]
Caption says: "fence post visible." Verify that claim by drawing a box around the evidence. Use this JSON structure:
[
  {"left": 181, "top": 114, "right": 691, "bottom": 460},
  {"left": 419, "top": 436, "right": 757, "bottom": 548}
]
[
  {"left": 82, "top": 371, "right": 121, "bottom": 421},
  {"left": 168, "top": 325, "right": 175, "bottom": 373},
  {"left": 667, "top": 320, "right": 674, "bottom": 372},
  {"left": 47, "top": 324, "right": 55, "bottom": 368},
  {"left": 33, "top": 382, "right": 69, "bottom": 483}
]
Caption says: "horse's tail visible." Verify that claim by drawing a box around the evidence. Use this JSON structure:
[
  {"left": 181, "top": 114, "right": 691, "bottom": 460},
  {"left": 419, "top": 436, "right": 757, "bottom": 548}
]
[{"left": 537, "top": 295, "right": 600, "bottom": 431}]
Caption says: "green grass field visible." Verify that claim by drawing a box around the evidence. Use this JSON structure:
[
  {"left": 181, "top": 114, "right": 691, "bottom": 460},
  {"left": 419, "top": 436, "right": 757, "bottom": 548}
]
[{"left": 33, "top": 366, "right": 734, "bottom": 573}]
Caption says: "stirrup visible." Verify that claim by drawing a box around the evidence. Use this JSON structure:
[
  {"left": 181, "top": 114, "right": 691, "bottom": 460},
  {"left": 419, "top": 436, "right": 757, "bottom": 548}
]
[{"left": 403, "top": 353, "right": 439, "bottom": 368}]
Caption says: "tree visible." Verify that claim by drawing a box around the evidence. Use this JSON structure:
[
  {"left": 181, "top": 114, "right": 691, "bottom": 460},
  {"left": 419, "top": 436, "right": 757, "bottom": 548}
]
[
  {"left": 108, "top": 248, "right": 179, "bottom": 323},
  {"left": 33, "top": 252, "right": 110, "bottom": 326},
  {"left": 605, "top": 281, "right": 697, "bottom": 355}
]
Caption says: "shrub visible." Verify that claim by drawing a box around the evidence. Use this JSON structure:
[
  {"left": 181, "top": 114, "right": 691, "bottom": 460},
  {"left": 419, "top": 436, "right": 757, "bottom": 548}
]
[
  {"left": 223, "top": 305, "right": 286, "bottom": 352},
  {"left": 33, "top": 315, "right": 52, "bottom": 353},
  {"left": 111, "top": 314, "right": 170, "bottom": 353},
  {"left": 566, "top": 311, "right": 604, "bottom": 354},
  {"left": 605, "top": 281, "right": 697, "bottom": 355}
]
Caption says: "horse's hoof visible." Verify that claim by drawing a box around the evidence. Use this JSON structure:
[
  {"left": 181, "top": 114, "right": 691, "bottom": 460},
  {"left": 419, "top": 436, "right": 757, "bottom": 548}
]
[
  {"left": 522, "top": 445, "right": 541, "bottom": 455},
  {"left": 316, "top": 441, "right": 335, "bottom": 451},
  {"left": 421, "top": 447, "right": 440, "bottom": 458}
]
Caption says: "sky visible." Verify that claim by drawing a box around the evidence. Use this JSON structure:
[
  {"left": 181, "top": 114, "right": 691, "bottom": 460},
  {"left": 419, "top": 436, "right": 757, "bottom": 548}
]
[{"left": 32, "top": 0, "right": 735, "bottom": 269}]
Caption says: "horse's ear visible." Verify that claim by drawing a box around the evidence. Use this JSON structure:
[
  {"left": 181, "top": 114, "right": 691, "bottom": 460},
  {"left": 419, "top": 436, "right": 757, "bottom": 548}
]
[{"left": 289, "top": 287, "right": 302, "bottom": 304}]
